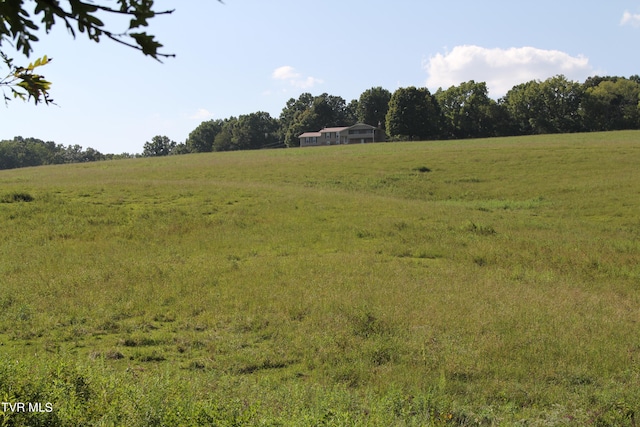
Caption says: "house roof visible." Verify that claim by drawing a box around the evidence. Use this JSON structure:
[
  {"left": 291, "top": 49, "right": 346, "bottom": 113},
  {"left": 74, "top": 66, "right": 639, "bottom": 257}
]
[
  {"left": 349, "top": 123, "right": 377, "bottom": 129},
  {"left": 320, "top": 126, "right": 350, "bottom": 133},
  {"left": 298, "top": 132, "right": 321, "bottom": 138},
  {"left": 300, "top": 123, "right": 380, "bottom": 138}
]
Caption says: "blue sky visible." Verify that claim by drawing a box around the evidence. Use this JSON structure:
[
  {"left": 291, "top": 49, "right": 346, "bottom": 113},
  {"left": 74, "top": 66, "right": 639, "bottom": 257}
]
[{"left": 2, "top": 0, "right": 640, "bottom": 154}]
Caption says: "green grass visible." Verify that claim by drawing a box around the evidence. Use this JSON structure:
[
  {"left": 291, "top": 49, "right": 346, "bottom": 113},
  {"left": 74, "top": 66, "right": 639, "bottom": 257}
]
[{"left": 1, "top": 131, "right": 639, "bottom": 425}]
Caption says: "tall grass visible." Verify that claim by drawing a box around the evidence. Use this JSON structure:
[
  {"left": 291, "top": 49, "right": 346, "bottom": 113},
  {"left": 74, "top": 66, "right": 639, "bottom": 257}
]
[{"left": 0, "top": 131, "right": 639, "bottom": 425}]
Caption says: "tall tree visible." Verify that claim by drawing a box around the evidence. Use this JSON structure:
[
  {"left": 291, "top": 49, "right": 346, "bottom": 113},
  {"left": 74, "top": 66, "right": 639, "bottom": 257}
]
[
  {"left": 213, "top": 118, "right": 237, "bottom": 152},
  {"left": 385, "top": 87, "right": 441, "bottom": 141},
  {"left": 581, "top": 77, "right": 640, "bottom": 131},
  {"left": 435, "top": 81, "right": 498, "bottom": 139},
  {"left": 279, "top": 93, "right": 315, "bottom": 147},
  {"left": 142, "top": 135, "right": 176, "bottom": 157},
  {"left": 0, "top": 1, "right": 220, "bottom": 104},
  {"left": 503, "top": 75, "right": 583, "bottom": 135},
  {"left": 311, "top": 93, "right": 352, "bottom": 128},
  {"left": 357, "top": 87, "right": 391, "bottom": 130},
  {"left": 210, "top": 112, "right": 279, "bottom": 152},
  {"left": 347, "top": 99, "right": 360, "bottom": 126},
  {"left": 232, "top": 111, "right": 280, "bottom": 150},
  {"left": 0, "top": 136, "right": 50, "bottom": 169},
  {"left": 536, "top": 75, "right": 583, "bottom": 133},
  {"left": 502, "top": 80, "right": 541, "bottom": 135},
  {"left": 186, "top": 119, "right": 224, "bottom": 153}
]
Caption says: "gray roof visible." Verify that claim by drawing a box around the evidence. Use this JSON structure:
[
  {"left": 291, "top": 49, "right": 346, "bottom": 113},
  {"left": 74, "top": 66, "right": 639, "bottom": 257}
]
[
  {"left": 320, "top": 126, "right": 350, "bottom": 133},
  {"left": 300, "top": 123, "right": 379, "bottom": 138},
  {"left": 298, "top": 132, "right": 321, "bottom": 138}
]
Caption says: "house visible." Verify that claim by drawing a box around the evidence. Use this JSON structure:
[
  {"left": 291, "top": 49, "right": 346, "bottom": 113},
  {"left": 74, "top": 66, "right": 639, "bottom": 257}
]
[{"left": 298, "top": 123, "right": 386, "bottom": 147}]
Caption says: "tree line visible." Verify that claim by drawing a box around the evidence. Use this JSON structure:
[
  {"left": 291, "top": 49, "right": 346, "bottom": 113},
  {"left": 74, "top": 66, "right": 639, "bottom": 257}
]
[
  {"left": 2, "top": 74, "right": 639, "bottom": 168},
  {"left": 179, "top": 74, "right": 640, "bottom": 154},
  {"left": 0, "top": 136, "right": 134, "bottom": 170}
]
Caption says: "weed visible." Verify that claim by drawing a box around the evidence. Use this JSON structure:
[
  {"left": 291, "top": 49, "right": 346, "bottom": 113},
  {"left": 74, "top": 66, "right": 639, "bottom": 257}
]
[
  {"left": 351, "top": 309, "right": 388, "bottom": 338},
  {"left": 236, "top": 359, "right": 294, "bottom": 374},
  {"left": 133, "top": 350, "right": 166, "bottom": 362},
  {"left": 185, "top": 360, "right": 206, "bottom": 370},
  {"left": 0, "top": 294, "right": 15, "bottom": 310},
  {"left": 355, "top": 228, "right": 374, "bottom": 238},
  {"left": 413, "top": 249, "right": 442, "bottom": 259},
  {"left": 105, "top": 350, "right": 125, "bottom": 360},
  {"left": 473, "top": 256, "right": 488, "bottom": 266},
  {"left": 393, "top": 220, "right": 410, "bottom": 231},
  {"left": 413, "top": 166, "right": 431, "bottom": 173},
  {"left": 462, "top": 220, "right": 496, "bottom": 235},
  {"left": 370, "top": 341, "right": 397, "bottom": 366},
  {"left": 15, "top": 304, "right": 32, "bottom": 321},
  {"left": 119, "top": 336, "right": 161, "bottom": 347},
  {"left": 0, "top": 191, "right": 34, "bottom": 203}
]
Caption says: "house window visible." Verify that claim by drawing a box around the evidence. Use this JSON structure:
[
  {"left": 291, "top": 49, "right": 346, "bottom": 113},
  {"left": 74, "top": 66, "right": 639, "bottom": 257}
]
[{"left": 349, "top": 129, "right": 373, "bottom": 135}]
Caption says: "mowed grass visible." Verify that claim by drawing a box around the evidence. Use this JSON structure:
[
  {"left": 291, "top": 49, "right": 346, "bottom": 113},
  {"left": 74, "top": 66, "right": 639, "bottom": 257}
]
[{"left": 0, "top": 131, "right": 639, "bottom": 425}]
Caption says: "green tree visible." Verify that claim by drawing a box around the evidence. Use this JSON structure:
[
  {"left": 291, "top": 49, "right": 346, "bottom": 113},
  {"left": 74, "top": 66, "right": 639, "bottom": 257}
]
[
  {"left": 385, "top": 86, "right": 441, "bottom": 141},
  {"left": 310, "top": 93, "right": 352, "bottom": 129},
  {"left": 357, "top": 87, "right": 391, "bottom": 130},
  {"left": 581, "top": 77, "right": 640, "bottom": 131},
  {"left": 0, "top": 1, "right": 220, "bottom": 104},
  {"left": 231, "top": 111, "right": 280, "bottom": 150},
  {"left": 536, "top": 75, "right": 583, "bottom": 133},
  {"left": 142, "top": 135, "right": 176, "bottom": 157},
  {"left": 213, "top": 117, "right": 237, "bottom": 152},
  {"left": 435, "top": 81, "right": 500, "bottom": 139},
  {"left": 346, "top": 99, "right": 359, "bottom": 125},
  {"left": 279, "top": 93, "right": 314, "bottom": 147},
  {"left": 0, "top": 136, "right": 102, "bottom": 169},
  {"left": 502, "top": 80, "right": 541, "bottom": 135},
  {"left": 503, "top": 75, "right": 583, "bottom": 135},
  {"left": 171, "top": 142, "right": 190, "bottom": 155},
  {"left": 61, "top": 144, "right": 105, "bottom": 163},
  {"left": 186, "top": 119, "right": 224, "bottom": 153},
  {"left": 0, "top": 136, "right": 49, "bottom": 169},
  {"left": 488, "top": 99, "right": 516, "bottom": 137}
]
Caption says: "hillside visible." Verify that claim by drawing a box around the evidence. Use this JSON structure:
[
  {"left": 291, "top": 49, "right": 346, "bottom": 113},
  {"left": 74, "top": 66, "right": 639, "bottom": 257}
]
[{"left": 1, "top": 131, "right": 639, "bottom": 425}]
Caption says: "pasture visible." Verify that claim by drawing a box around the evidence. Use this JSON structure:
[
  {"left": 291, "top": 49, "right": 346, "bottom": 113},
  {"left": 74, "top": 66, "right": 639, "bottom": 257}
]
[{"left": 0, "top": 131, "right": 639, "bottom": 426}]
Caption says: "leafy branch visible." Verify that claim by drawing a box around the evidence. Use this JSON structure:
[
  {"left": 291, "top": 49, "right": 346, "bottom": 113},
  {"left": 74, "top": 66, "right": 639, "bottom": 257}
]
[
  {"left": 0, "top": 0, "right": 215, "bottom": 105},
  {"left": 1, "top": 52, "right": 53, "bottom": 105}
]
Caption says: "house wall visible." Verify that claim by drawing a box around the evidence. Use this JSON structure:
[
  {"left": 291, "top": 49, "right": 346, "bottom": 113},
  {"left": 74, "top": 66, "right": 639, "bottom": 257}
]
[
  {"left": 345, "top": 124, "right": 386, "bottom": 143},
  {"left": 299, "top": 124, "right": 386, "bottom": 147},
  {"left": 320, "top": 129, "right": 349, "bottom": 145},
  {"left": 299, "top": 133, "right": 321, "bottom": 147}
]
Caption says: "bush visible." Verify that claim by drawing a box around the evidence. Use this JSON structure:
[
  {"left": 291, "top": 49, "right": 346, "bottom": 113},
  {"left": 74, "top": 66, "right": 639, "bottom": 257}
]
[
  {"left": 1, "top": 192, "right": 34, "bottom": 203},
  {"left": 413, "top": 166, "right": 431, "bottom": 173}
]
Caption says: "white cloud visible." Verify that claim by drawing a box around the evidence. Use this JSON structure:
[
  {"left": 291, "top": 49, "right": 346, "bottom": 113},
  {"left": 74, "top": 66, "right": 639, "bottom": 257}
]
[
  {"left": 189, "top": 108, "right": 214, "bottom": 120},
  {"left": 621, "top": 11, "right": 640, "bottom": 27},
  {"left": 272, "top": 65, "right": 323, "bottom": 89},
  {"left": 272, "top": 65, "right": 299, "bottom": 81},
  {"left": 424, "top": 45, "right": 594, "bottom": 97}
]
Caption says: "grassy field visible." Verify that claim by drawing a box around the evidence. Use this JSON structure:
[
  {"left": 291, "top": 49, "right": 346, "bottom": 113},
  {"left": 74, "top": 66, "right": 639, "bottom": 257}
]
[{"left": 0, "top": 131, "right": 639, "bottom": 426}]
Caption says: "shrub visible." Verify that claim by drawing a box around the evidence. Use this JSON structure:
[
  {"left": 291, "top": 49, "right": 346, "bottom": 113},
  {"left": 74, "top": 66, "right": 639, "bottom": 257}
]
[
  {"left": 413, "top": 166, "right": 431, "bottom": 173},
  {"left": 1, "top": 192, "right": 34, "bottom": 203},
  {"left": 462, "top": 221, "right": 496, "bottom": 236}
]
